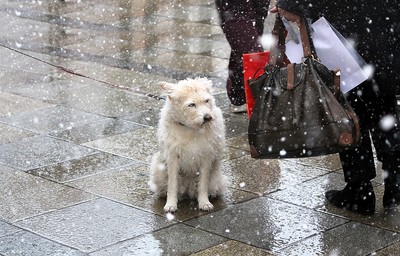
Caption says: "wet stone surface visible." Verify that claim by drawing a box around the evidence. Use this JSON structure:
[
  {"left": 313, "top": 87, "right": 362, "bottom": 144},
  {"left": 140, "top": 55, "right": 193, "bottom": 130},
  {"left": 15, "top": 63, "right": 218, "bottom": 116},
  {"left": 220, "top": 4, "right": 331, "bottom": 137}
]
[
  {"left": 0, "top": 164, "right": 96, "bottom": 222},
  {"left": 186, "top": 197, "right": 348, "bottom": 252},
  {"left": 0, "top": 135, "right": 97, "bottom": 170},
  {"left": 191, "top": 240, "right": 275, "bottom": 256},
  {"left": 0, "top": 123, "right": 36, "bottom": 145},
  {"left": 27, "top": 151, "right": 136, "bottom": 183},
  {"left": 0, "top": 220, "right": 20, "bottom": 237},
  {"left": 0, "top": 105, "right": 110, "bottom": 134},
  {"left": 278, "top": 222, "right": 400, "bottom": 256},
  {"left": 91, "top": 224, "right": 227, "bottom": 256},
  {"left": 16, "top": 198, "right": 174, "bottom": 253},
  {"left": 1, "top": 0, "right": 400, "bottom": 255},
  {"left": 0, "top": 231, "right": 86, "bottom": 256}
]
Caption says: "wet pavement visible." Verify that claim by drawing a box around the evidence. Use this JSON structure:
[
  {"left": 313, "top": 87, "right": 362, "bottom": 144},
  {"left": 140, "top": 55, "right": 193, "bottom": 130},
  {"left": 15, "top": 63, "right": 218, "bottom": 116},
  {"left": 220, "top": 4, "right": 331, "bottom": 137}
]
[{"left": 0, "top": 0, "right": 400, "bottom": 255}]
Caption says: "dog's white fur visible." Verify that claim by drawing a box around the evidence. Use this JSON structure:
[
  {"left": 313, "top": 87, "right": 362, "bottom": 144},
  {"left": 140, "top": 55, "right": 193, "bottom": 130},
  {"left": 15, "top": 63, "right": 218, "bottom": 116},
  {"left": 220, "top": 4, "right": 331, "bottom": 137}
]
[{"left": 149, "top": 77, "right": 226, "bottom": 212}]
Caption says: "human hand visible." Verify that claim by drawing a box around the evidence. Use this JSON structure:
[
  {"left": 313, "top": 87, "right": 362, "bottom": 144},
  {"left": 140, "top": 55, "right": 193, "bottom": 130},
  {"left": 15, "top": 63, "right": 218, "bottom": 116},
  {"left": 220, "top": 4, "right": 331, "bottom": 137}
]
[{"left": 270, "top": 6, "right": 301, "bottom": 24}]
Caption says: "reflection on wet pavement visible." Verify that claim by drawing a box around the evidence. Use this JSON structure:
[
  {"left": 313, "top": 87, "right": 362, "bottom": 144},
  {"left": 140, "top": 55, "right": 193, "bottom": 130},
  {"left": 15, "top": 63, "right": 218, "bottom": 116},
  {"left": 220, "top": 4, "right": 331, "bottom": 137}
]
[{"left": 0, "top": 0, "right": 400, "bottom": 255}]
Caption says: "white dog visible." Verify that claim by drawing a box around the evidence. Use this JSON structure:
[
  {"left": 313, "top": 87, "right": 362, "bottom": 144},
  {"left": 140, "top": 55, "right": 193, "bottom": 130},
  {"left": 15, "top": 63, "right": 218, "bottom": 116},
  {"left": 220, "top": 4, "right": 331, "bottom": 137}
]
[{"left": 149, "top": 77, "right": 227, "bottom": 212}]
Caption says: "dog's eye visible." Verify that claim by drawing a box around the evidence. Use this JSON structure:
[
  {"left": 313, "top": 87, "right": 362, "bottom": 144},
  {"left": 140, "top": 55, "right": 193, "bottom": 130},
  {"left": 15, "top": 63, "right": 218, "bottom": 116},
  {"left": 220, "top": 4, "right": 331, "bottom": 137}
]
[
  {"left": 205, "top": 99, "right": 210, "bottom": 103},
  {"left": 188, "top": 103, "right": 196, "bottom": 107}
]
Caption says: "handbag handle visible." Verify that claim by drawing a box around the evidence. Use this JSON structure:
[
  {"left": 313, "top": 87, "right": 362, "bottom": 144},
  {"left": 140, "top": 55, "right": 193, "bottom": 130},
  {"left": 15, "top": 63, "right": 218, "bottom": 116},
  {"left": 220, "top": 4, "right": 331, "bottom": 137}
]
[
  {"left": 269, "top": 14, "right": 287, "bottom": 67},
  {"left": 269, "top": 14, "right": 317, "bottom": 67}
]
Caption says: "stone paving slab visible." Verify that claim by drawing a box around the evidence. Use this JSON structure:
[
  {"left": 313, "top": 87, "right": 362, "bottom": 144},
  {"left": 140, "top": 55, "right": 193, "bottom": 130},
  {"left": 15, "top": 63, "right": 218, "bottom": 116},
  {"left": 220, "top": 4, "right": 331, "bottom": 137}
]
[
  {"left": 186, "top": 197, "right": 349, "bottom": 252},
  {"left": 192, "top": 240, "right": 276, "bottom": 256},
  {"left": 0, "top": 135, "right": 96, "bottom": 171},
  {"left": 1, "top": 78, "right": 87, "bottom": 105},
  {"left": 0, "top": 47, "right": 59, "bottom": 75},
  {"left": 49, "top": 118, "right": 147, "bottom": 144},
  {"left": 223, "top": 155, "right": 331, "bottom": 195},
  {"left": 66, "top": 163, "right": 258, "bottom": 221},
  {"left": 0, "top": 123, "right": 36, "bottom": 145},
  {"left": 0, "top": 230, "right": 86, "bottom": 256},
  {"left": 83, "top": 127, "right": 157, "bottom": 162},
  {"left": 269, "top": 172, "right": 347, "bottom": 210},
  {"left": 278, "top": 221, "right": 400, "bottom": 256},
  {"left": 56, "top": 84, "right": 165, "bottom": 118},
  {"left": 27, "top": 151, "right": 136, "bottom": 183},
  {"left": 0, "top": 91, "right": 51, "bottom": 117},
  {"left": 91, "top": 224, "right": 227, "bottom": 256},
  {"left": 0, "top": 105, "right": 110, "bottom": 134},
  {"left": 0, "top": 164, "right": 96, "bottom": 222},
  {"left": 0, "top": 220, "right": 19, "bottom": 237},
  {"left": 16, "top": 198, "right": 174, "bottom": 253},
  {"left": 376, "top": 242, "right": 400, "bottom": 256},
  {"left": 120, "top": 108, "right": 162, "bottom": 127}
]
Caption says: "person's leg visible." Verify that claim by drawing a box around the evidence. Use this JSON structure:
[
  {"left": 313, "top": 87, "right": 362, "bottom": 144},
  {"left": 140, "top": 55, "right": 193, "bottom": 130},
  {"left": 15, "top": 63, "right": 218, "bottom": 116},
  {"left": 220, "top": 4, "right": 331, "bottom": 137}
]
[
  {"left": 339, "top": 81, "right": 378, "bottom": 184},
  {"left": 331, "top": 31, "right": 400, "bottom": 212},
  {"left": 325, "top": 81, "right": 377, "bottom": 215},
  {"left": 326, "top": 76, "right": 400, "bottom": 214},
  {"left": 381, "top": 152, "right": 400, "bottom": 208},
  {"left": 215, "top": 0, "right": 270, "bottom": 106},
  {"left": 367, "top": 75, "right": 400, "bottom": 209}
]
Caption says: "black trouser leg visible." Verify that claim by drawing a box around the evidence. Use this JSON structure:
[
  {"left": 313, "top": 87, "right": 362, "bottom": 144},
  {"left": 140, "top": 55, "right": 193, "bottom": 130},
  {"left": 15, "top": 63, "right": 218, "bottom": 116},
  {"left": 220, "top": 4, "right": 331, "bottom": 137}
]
[
  {"left": 215, "top": 0, "right": 270, "bottom": 105},
  {"left": 340, "top": 78, "right": 400, "bottom": 183}
]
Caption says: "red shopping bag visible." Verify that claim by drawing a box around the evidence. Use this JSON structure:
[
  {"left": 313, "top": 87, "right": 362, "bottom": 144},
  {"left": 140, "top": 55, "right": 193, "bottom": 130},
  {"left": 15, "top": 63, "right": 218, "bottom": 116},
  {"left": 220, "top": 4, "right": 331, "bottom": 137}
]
[{"left": 243, "top": 51, "right": 270, "bottom": 118}]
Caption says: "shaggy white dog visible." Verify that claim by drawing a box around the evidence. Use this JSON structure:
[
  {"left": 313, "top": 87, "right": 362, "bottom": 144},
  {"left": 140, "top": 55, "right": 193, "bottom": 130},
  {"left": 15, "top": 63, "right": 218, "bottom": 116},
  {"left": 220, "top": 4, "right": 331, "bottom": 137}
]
[{"left": 149, "top": 77, "right": 227, "bottom": 212}]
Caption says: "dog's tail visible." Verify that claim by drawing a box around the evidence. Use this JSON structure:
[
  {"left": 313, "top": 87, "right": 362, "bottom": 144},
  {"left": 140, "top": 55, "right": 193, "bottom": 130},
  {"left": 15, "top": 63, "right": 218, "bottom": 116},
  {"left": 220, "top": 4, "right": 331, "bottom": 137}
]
[
  {"left": 148, "top": 153, "right": 168, "bottom": 196},
  {"left": 208, "top": 170, "right": 228, "bottom": 197}
]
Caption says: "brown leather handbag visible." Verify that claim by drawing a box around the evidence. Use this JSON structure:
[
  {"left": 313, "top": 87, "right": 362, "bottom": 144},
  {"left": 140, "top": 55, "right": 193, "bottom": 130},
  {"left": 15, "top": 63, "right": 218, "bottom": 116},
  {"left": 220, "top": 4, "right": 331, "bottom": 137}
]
[{"left": 248, "top": 15, "right": 360, "bottom": 159}]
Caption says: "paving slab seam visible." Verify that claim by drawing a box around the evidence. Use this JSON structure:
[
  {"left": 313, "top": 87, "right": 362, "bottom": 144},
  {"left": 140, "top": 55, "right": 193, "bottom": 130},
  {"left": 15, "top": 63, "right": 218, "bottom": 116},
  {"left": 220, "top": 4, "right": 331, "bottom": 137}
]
[
  {"left": 287, "top": 160, "right": 343, "bottom": 172},
  {"left": 0, "top": 121, "right": 40, "bottom": 137},
  {"left": 346, "top": 214, "right": 400, "bottom": 234},
  {"left": 9, "top": 197, "right": 99, "bottom": 224},
  {"left": 54, "top": 162, "right": 141, "bottom": 184},
  {"left": 23, "top": 150, "right": 101, "bottom": 172},
  {"left": 56, "top": 188, "right": 174, "bottom": 219},
  {"left": 265, "top": 193, "right": 346, "bottom": 217},
  {"left": 0, "top": 229, "right": 82, "bottom": 253},
  {"left": 179, "top": 221, "right": 257, "bottom": 249},
  {"left": 374, "top": 242, "right": 400, "bottom": 255}
]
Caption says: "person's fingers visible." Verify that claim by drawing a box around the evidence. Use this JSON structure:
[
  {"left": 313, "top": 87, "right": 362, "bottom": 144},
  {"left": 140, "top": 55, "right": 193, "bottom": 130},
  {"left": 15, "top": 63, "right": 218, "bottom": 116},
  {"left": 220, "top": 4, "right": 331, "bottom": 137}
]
[
  {"left": 269, "top": 6, "right": 278, "bottom": 13},
  {"left": 269, "top": 6, "right": 301, "bottom": 24},
  {"left": 278, "top": 8, "right": 301, "bottom": 23}
]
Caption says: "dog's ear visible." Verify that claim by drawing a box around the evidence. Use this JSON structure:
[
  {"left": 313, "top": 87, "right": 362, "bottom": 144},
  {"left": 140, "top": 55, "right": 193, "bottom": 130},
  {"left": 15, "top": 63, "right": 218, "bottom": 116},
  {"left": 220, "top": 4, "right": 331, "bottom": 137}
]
[{"left": 159, "top": 82, "right": 175, "bottom": 95}]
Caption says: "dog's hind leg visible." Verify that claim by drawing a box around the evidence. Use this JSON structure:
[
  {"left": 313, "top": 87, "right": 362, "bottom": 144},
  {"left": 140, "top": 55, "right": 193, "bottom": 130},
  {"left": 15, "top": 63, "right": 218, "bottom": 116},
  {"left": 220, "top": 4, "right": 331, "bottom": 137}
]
[
  {"left": 164, "top": 158, "right": 179, "bottom": 212},
  {"left": 198, "top": 163, "right": 214, "bottom": 211}
]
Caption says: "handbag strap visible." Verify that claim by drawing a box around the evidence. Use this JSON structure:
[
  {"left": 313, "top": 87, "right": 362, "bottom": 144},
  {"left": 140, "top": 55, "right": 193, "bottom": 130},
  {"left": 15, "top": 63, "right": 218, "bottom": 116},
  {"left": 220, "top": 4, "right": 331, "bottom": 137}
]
[
  {"left": 299, "top": 16, "right": 317, "bottom": 59},
  {"left": 269, "top": 14, "right": 287, "bottom": 67},
  {"left": 269, "top": 14, "right": 317, "bottom": 67}
]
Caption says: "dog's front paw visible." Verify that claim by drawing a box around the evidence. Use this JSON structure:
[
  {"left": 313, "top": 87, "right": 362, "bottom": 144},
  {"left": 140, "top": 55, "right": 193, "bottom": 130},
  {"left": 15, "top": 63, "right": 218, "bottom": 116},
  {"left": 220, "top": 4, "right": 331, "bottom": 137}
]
[
  {"left": 164, "top": 203, "right": 178, "bottom": 212},
  {"left": 199, "top": 201, "right": 214, "bottom": 211}
]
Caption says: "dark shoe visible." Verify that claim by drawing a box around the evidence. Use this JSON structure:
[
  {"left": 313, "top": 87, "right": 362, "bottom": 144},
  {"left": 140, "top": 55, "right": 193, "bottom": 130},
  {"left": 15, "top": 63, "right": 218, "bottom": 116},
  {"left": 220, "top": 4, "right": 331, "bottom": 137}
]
[
  {"left": 325, "top": 181, "right": 375, "bottom": 215},
  {"left": 383, "top": 181, "right": 400, "bottom": 209},
  {"left": 226, "top": 77, "right": 246, "bottom": 106},
  {"left": 229, "top": 103, "right": 247, "bottom": 114}
]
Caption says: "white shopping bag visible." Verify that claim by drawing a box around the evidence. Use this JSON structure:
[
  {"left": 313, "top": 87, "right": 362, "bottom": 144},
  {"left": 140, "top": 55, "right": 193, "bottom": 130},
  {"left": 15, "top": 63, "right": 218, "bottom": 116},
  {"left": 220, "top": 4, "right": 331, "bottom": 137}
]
[{"left": 285, "top": 17, "right": 370, "bottom": 93}]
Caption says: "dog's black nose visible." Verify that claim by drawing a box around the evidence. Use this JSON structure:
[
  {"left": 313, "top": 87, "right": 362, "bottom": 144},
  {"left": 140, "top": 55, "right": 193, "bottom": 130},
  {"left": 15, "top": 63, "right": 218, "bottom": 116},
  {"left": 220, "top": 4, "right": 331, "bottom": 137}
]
[{"left": 203, "top": 114, "right": 212, "bottom": 122}]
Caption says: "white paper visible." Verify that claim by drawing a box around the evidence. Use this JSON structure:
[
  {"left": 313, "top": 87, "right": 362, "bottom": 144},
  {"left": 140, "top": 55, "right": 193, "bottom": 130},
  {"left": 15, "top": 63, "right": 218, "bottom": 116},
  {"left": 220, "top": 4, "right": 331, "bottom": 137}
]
[{"left": 285, "top": 17, "right": 369, "bottom": 93}]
